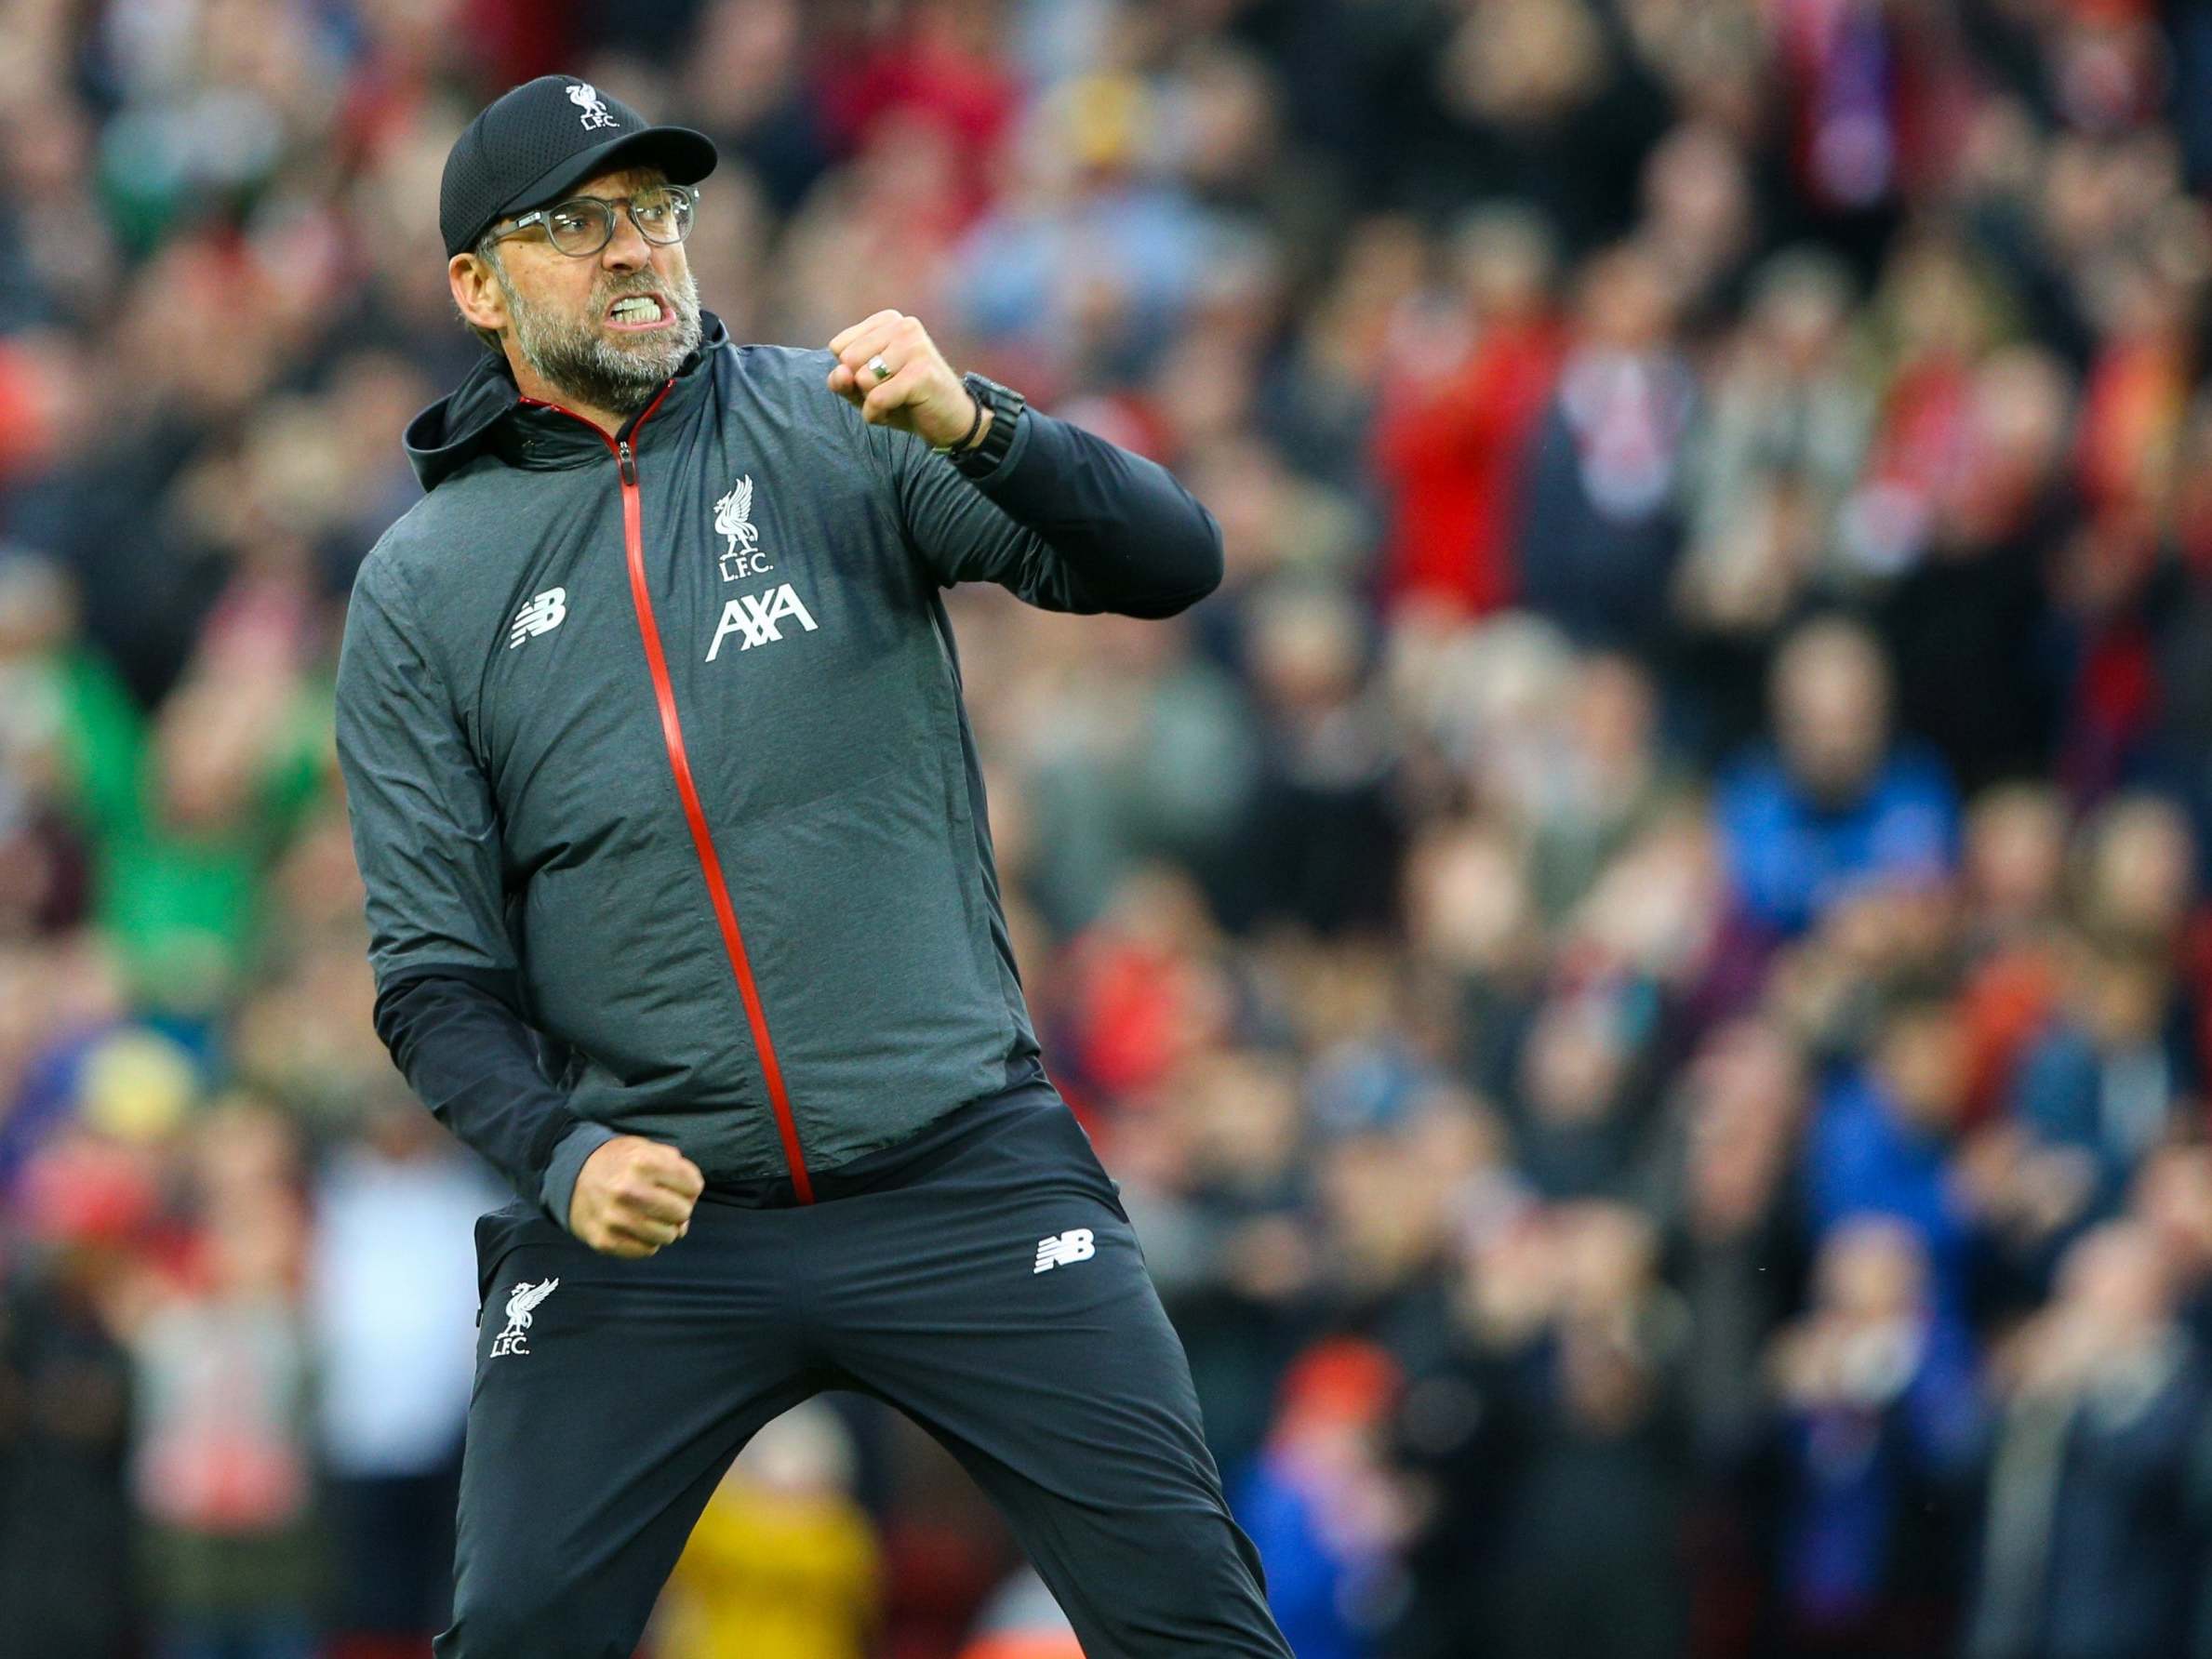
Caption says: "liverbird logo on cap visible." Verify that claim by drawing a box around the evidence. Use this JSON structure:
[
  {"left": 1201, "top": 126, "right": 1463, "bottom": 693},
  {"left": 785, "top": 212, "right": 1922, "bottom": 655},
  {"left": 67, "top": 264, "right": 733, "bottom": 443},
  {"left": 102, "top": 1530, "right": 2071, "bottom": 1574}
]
[{"left": 566, "top": 82, "right": 618, "bottom": 132}]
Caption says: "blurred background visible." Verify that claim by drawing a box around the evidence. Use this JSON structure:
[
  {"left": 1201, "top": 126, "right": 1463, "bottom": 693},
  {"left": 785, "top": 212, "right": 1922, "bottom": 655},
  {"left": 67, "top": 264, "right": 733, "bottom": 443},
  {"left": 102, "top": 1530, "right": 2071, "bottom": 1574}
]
[{"left": 6, "top": 0, "right": 2212, "bottom": 1655}]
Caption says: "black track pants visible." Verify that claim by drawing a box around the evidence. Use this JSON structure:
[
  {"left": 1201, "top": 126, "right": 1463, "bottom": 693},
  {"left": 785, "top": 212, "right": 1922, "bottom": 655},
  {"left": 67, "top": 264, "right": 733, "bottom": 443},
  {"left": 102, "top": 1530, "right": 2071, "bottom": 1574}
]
[{"left": 434, "top": 1083, "right": 1292, "bottom": 1657}]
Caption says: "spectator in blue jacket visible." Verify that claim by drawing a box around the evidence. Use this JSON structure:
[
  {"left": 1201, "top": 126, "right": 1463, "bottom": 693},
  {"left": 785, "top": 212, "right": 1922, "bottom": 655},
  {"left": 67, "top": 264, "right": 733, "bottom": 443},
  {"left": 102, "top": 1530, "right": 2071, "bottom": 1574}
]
[
  {"left": 2014, "top": 940, "right": 2194, "bottom": 1217},
  {"left": 1717, "top": 616, "right": 1960, "bottom": 938},
  {"left": 1808, "top": 993, "right": 1981, "bottom": 1310},
  {"left": 1768, "top": 1217, "right": 1985, "bottom": 1657}
]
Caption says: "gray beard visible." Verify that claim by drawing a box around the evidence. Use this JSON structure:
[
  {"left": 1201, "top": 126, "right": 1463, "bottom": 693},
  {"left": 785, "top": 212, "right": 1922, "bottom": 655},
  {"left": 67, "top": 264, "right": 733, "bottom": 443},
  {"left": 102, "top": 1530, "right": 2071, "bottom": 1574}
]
[{"left": 499, "top": 266, "right": 705, "bottom": 417}]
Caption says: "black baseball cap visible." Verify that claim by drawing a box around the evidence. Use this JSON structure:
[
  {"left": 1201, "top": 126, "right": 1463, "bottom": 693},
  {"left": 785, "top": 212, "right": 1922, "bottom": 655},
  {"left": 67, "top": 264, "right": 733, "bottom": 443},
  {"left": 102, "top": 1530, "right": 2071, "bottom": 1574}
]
[{"left": 440, "top": 74, "right": 718, "bottom": 259}]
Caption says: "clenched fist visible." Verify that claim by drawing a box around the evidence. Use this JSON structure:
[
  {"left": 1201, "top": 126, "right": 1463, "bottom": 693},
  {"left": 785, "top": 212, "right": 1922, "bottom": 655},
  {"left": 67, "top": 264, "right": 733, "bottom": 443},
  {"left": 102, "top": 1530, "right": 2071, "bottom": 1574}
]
[
  {"left": 568, "top": 1135, "right": 704, "bottom": 1257},
  {"left": 825, "top": 311, "right": 985, "bottom": 452}
]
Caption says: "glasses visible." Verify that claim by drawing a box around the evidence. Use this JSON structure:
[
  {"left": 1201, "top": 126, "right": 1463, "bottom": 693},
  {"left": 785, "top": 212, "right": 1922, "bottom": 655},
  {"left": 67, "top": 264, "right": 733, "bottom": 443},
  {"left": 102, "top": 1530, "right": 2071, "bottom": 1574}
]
[{"left": 490, "top": 183, "right": 699, "bottom": 258}]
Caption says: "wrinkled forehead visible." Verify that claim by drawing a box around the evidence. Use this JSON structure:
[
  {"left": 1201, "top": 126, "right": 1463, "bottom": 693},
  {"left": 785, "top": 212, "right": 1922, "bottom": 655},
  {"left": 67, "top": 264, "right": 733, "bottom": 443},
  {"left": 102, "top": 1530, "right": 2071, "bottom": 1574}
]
[
  {"left": 507, "top": 162, "right": 672, "bottom": 226},
  {"left": 563, "top": 162, "right": 670, "bottom": 201}
]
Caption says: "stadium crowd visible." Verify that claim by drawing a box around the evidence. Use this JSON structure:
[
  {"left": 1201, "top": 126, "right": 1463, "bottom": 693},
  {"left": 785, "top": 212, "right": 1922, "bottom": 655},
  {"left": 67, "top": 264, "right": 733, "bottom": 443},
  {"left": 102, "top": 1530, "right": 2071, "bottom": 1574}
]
[{"left": 7, "top": 0, "right": 2212, "bottom": 1654}]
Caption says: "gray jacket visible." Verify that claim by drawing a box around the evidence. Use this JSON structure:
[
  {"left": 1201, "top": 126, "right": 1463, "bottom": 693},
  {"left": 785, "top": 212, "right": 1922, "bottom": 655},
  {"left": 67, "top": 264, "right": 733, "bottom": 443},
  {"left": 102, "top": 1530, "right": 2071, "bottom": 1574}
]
[{"left": 335, "top": 317, "right": 1219, "bottom": 1210}]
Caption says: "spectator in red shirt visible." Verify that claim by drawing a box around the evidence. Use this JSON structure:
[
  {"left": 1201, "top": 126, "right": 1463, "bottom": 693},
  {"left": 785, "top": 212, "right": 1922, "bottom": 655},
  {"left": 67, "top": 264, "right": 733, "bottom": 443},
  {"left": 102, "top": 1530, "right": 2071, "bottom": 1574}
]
[{"left": 1375, "top": 205, "right": 1565, "bottom": 619}]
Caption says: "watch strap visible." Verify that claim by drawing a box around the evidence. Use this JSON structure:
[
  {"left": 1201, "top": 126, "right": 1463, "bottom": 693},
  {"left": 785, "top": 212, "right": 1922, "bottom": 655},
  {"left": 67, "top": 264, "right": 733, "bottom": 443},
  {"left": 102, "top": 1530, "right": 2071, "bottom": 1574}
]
[{"left": 949, "top": 372, "right": 1024, "bottom": 478}]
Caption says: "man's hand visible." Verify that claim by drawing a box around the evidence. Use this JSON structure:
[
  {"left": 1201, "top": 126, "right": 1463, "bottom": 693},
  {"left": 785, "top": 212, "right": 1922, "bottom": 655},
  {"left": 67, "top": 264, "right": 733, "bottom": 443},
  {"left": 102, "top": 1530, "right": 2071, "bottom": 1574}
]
[
  {"left": 826, "top": 311, "right": 983, "bottom": 450},
  {"left": 568, "top": 1135, "right": 704, "bottom": 1257}
]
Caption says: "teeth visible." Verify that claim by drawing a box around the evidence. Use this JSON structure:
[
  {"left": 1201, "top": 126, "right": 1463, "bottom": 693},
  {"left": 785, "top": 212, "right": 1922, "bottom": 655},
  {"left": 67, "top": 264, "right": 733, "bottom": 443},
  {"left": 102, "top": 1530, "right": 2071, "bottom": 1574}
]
[{"left": 610, "top": 297, "right": 661, "bottom": 323}]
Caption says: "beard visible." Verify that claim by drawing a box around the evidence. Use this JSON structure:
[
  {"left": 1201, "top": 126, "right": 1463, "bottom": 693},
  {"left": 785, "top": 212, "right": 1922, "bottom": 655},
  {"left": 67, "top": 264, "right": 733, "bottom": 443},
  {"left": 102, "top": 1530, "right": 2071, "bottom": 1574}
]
[{"left": 497, "top": 262, "right": 706, "bottom": 417}]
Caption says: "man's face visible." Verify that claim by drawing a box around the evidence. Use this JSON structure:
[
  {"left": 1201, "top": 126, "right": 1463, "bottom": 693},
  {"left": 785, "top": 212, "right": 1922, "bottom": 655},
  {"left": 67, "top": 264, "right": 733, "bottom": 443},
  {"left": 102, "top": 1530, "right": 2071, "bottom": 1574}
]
[
  {"left": 465, "top": 166, "right": 704, "bottom": 417},
  {"left": 1816, "top": 1218, "right": 1926, "bottom": 1325},
  {"left": 1773, "top": 623, "right": 1887, "bottom": 803},
  {"left": 1874, "top": 1006, "right": 1966, "bottom": 1135}
]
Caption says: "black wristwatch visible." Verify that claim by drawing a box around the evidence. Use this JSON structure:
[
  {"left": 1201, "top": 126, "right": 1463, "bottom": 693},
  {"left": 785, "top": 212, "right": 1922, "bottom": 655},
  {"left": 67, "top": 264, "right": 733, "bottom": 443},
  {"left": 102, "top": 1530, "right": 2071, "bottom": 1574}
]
[{"left": 943, "top": 371, "right": 1024, "bottom": 478}]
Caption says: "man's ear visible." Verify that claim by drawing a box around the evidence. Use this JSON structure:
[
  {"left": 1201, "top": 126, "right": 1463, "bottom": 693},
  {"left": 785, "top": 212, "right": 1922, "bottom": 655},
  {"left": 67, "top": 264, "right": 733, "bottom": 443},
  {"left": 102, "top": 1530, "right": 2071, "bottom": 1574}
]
[{"left": 450, "top": 251, "right": 509, "bottom": 336}]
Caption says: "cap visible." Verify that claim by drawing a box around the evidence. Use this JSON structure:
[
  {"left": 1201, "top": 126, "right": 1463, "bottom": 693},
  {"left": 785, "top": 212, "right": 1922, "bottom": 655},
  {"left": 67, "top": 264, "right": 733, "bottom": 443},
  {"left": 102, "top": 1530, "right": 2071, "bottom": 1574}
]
[{"left": 440, "top": 74, "right": 718, "bottom": 259}]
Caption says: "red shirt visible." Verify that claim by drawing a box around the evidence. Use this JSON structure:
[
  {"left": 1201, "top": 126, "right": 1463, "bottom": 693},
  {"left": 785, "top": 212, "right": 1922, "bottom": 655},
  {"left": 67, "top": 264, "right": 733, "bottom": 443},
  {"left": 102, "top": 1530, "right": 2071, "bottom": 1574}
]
[{"left": 1375, "top": 315, "right": 1564, "bottom": 617}]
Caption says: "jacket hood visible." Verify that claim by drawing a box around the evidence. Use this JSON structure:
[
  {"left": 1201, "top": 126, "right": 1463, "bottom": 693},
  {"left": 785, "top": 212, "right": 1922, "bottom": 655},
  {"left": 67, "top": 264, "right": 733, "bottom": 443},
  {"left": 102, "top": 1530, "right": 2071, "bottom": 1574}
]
[{"left": 403, "top": 311, "right": 731, "bottom": 490}]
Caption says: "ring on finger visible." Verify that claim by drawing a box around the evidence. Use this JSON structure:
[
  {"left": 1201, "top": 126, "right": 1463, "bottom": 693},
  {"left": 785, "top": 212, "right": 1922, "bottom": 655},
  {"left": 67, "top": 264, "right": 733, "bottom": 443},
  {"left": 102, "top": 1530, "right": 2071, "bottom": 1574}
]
[{"left": 867, "top": 354, "right": 893, "bottom": 382}]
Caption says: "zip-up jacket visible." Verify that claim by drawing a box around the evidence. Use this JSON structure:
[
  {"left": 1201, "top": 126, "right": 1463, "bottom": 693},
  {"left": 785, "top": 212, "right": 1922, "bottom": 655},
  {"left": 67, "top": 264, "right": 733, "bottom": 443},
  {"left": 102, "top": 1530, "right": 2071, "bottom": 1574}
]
[{"left": 335, "top": 315, "right": 1221, "bottom": 1220}]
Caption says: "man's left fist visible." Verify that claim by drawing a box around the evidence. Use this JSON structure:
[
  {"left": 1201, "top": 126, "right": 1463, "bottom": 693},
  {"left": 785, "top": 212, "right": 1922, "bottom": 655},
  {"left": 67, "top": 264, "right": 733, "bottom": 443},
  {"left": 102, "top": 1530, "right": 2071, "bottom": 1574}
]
[{"left": 826, "top": 311, "right": 979, "bottom": 450}]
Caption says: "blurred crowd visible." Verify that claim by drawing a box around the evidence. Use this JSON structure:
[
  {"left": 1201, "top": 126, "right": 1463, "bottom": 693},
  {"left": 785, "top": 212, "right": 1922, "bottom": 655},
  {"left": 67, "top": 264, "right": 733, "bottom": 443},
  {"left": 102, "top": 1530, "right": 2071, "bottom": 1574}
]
[{"left": 7, "top": 0, "right": 2212, "bottom": 1655}]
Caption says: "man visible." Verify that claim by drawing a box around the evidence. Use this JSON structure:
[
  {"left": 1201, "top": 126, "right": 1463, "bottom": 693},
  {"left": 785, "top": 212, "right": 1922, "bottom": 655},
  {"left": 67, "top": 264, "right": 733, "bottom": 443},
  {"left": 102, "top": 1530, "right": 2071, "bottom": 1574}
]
[{"left": 335, "top": 75, "right": 1290, "bottom": 1659}]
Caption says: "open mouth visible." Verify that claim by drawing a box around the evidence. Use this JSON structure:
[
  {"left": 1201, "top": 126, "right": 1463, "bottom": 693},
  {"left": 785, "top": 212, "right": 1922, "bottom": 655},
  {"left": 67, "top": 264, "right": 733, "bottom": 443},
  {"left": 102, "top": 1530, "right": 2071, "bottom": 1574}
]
[{"left": 605, "top": 293, "right": 672, "bottom": 332}]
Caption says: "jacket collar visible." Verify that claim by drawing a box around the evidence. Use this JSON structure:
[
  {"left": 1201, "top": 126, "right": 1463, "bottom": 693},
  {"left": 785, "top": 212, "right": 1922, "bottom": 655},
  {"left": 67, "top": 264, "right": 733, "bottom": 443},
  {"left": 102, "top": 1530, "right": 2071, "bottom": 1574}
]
[{"left": 403, "top": 311, "right": 728, "bottom": 489}]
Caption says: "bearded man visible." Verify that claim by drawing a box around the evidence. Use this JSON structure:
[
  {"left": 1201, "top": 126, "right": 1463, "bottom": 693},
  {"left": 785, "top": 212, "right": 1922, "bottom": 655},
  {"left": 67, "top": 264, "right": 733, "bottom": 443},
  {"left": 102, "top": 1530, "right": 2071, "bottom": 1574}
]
[{"left": 332, "top": 74, "right": 1291, "bottom": 1658}]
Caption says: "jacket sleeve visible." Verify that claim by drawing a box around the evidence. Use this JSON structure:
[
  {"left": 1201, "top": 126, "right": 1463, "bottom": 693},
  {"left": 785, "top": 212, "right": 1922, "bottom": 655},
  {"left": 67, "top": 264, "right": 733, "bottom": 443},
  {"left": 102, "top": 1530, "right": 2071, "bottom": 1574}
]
[
  {"left": 335, "top": 553, "right": 605, "bottom": 1217},
  {"left": 373, "top": 971, "right": 616, "bottom": 1228},
  {"left": 883, "top": 405, "right": 1225, "bottom": 617}
]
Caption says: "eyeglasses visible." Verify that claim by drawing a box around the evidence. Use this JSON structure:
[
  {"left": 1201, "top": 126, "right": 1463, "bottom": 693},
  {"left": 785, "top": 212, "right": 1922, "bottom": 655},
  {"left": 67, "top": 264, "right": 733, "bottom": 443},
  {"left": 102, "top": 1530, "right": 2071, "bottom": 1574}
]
[{"left": 489, "top": 183, "right": 699, "bottom": 258}]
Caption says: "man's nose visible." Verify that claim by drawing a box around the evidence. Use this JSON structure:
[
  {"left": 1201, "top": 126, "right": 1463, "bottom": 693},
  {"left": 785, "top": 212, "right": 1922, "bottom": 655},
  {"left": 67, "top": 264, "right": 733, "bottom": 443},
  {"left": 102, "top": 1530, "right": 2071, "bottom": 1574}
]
[{"left": 601, "top": 206, "right": 652, "bottom": 271}]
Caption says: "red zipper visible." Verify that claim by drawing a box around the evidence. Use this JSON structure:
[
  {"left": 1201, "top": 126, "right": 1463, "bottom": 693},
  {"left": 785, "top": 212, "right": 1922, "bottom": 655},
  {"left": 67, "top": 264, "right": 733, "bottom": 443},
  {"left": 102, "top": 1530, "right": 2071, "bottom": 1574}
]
[{"left": 522, "top": 390, "right": 816, "bottom": 1202}]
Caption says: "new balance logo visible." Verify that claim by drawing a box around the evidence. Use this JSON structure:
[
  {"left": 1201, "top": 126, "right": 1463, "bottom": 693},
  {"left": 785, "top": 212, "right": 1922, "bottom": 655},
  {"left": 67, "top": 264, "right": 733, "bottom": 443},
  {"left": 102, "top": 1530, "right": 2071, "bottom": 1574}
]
[
  {"left": 489, "top": 1277, "right": 559, "bottom": 1358},
  {"left": 705, "top": 583, "right": 819, "bottom": 660},
  {"left": 1033, "top": 1228, "right": 1096, "bottom": 1274},
  {"left": 509, "top": 588, "right": 567, "bottom": 648}
]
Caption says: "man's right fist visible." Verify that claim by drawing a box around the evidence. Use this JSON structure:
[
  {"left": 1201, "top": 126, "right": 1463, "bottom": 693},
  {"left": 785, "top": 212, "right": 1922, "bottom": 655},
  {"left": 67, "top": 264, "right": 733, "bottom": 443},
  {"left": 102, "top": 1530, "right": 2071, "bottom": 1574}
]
[{"left": 568, "top": 1135, "right": 705, "bottom": 1257}]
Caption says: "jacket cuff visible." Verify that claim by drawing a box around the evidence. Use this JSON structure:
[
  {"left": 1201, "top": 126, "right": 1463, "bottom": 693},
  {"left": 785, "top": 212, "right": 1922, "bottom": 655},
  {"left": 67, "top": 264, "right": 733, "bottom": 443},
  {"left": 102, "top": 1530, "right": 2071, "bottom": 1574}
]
[
  {"left": 539, "top": 1121, "right": 622, "bottom": 1232},
  {"left": 961, "top": 398, "right": 1040, "bottom": 495}
]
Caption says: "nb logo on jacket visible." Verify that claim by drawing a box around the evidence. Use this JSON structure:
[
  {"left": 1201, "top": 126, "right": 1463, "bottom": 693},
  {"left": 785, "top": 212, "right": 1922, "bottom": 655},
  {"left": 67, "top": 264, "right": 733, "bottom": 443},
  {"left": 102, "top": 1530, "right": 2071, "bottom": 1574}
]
[
  {"left": 706, "top": 583, "right": 819, "bottom": 660},
  {"left": 509, "top": 588, "right": 567, "bottom": 647}
]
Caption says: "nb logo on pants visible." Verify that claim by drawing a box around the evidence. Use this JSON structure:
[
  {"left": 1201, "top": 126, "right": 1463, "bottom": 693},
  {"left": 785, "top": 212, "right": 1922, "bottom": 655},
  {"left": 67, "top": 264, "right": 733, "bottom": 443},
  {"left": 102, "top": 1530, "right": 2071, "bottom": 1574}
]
[
  {"left": 706, "top": 583, "right": 819, "bottom": 659},
  {"left": 1033, "top": 1228, "right": 1096, "bottom": 1274}
]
